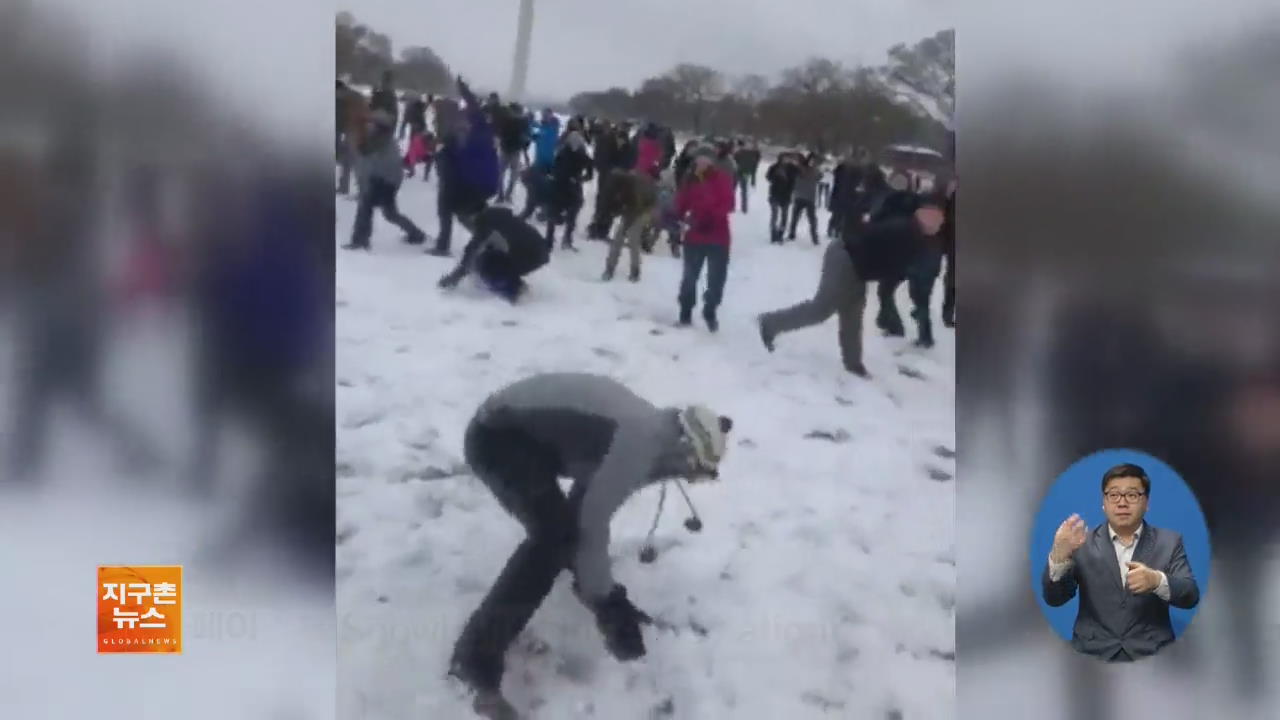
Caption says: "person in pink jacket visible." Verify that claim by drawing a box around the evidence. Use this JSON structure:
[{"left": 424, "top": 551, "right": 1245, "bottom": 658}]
[
  {"left": 633, "top": 123, "right": 663, "bottom": 178},
  {"left": 674, "top": 146, "right": 735, "bottom": 331}
]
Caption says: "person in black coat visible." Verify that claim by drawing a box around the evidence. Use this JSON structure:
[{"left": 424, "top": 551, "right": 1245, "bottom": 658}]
[
  {"left": 766, "top": 154, "right": 800, "bottom": 243},
  {"left": 858, "top": 190, "right": 947, "bottom": 347},
  {"left": 546, "top": 131, "right": 594, "bottom": 250},
  {"left": 437, "top": 206, "right": 550, "bottom": 304},
  {"left": 369, "top": 70, "right": 399, "bottom": 127},
  {"left": 758, "top": 196, "right": 947, "bottom": 376},
  {"left": 661, "top": 127, "right": 677, "bottom": 170},
  {"left": 941, "top": 181, "right": 956, "bottom": 328},
  {"left": 828, "top": 153, "right": 866, "bottom": 238},
  {"left": 497, "top": 103, "right": 530, "bottom": 204},
  {"left": 673, "top": 140, "right": 698, "bottom": 186},
  {"left": 400, "top": 94, "right": 427, "bottom": 140},
  {"left": 586, "top": 125, "right": 619, "bottom": 239}
]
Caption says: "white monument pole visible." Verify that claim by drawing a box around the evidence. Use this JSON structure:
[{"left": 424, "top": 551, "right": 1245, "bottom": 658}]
[{"left": 508, "top": 0, "right": 535, "bottom": 102}]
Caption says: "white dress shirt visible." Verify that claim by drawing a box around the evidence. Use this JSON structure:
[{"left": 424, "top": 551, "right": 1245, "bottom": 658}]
[{"left": 1048, "top": 522, "right": 1172, "bottom": 602}]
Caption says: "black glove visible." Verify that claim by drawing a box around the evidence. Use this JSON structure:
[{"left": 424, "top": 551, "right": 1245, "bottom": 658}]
[{"left": 593, "top": 585, "right": 652, "bottom": 661}]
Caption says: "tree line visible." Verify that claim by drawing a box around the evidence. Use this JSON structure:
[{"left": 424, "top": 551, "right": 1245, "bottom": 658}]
[
  {"left": 336, "top": 11, "right": 953, "bottom": 156},
  {"left": 337, "top": 11, "right": 454, "bottom": 95},
  {"left": 569, "top": 30, "right": 954, "bottom": 156}
]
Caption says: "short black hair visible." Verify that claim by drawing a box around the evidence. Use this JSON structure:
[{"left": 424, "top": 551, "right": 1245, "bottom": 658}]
[{"left": 1101, "top": 463, "right": 1151, "bottom": 496}]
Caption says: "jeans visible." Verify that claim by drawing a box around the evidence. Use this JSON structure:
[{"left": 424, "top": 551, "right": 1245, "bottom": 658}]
[
  {"left": 499, "top": 151, "right": 522, "bottom": 202},
  {"left": 736, "top": 173, "right": 751, "bottom": 212},
  {"left": 877, "top": 249, "right": 943, "bottom": 343},
  {"left": 679, "top": 243, "right": 729, "bottom": 315}
]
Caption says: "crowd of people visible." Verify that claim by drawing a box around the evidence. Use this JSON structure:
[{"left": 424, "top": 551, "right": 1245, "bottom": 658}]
[
  {"left": 336, "top": 70, "right": 955, "bottom": 717},
  {"left": 335, "top": 70, "right": 955, "bottom": 374}
]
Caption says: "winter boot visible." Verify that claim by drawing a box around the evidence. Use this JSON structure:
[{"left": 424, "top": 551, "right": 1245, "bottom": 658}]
[
  {"left": 678, "top": 306, "right": 693, "bottom": 327},
  {"left": 602, "top": 268, "right": 614, "bottom": 282},
  {"left": 703, "top": 307, "right": 719, "bottom": 333},
  {"left": 757, "top": 316, "right": 776, "bottom": 352},
  {"left": 628, "top": 267, "right": 640, "bottom": 283}
]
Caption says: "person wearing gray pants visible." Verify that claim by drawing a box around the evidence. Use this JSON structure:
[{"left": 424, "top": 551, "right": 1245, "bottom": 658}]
[{"left": 756, "top": 239, "right": 868, "bottom": 377}]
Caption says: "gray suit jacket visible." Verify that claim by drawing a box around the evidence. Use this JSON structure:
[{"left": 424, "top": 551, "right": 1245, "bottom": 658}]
[{"left": 1041, "top": 523, "right": 1199, "bottom": 661}]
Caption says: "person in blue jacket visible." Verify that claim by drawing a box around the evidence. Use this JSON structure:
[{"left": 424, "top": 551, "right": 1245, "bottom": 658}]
[
  {"left": 428, "top": 76, "right": 501, "bottom": 257},
  {"left": 515, "top": 109, "right": 561, "bottom": 223},
  {"left": 533, "top": 109, "right": 561, "bottom": 171}
]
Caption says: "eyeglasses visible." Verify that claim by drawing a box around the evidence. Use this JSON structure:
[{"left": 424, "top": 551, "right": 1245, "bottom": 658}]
[{"left": 1104, "top": 491, "right": 1146, "bottom": 503}]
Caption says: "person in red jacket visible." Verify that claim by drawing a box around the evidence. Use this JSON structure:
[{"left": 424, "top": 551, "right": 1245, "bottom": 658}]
[
  {"left": 674, "top": 146, "right": 734, "bottom": 331},
  {"left": 633, "top": 123, "right": 663, "bottom": 178}
]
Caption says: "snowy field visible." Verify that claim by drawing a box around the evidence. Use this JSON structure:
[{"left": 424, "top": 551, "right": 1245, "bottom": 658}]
[{"left": 335, "top": 159, "right": 956, "bottom": 719}]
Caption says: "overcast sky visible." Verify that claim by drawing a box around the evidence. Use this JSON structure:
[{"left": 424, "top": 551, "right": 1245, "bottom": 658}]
[{"left": 343, "top": 0, "right": 954, "bottom": 100}]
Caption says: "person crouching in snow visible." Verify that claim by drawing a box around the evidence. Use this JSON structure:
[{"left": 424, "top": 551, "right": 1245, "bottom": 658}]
[
  {"left": 756, "top": 193, "right": 948, "bottom": 376},
  {"left": 448, "top": 372, "right": 732, "bottom": 713},
  {"left": 344, "top": 109, "right": 426, "bottom": 250},
  {"left": 674, "top": 146, "right": 735, "bottom": 331},
  {"left": 437, "top": 205, "right": 549, "bottom": 304},
  {"left": 601, "top": 168, "right": 658, "bottom": 282},
  {"left": 544, "top": 130, "right": 593, "bottom": 251}
]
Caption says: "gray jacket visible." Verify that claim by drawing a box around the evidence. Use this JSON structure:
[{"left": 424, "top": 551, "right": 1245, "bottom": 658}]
[
  {"left": 357, "top": 128, "right": 405, "bottom": 190},
  {"left": 469, "top": 373, "right": 702, "bottom": 601},
  {"left": 1042, "top": 523, "right": 1199, "bottom": 661},
  {"left": 793, "top": 166, "right": 821, "bottom": 202}
]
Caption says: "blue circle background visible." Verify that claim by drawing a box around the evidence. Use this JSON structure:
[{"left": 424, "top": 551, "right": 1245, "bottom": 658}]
[{"left": 1029, "top": 448, "right": 1212, "bottom": 642}]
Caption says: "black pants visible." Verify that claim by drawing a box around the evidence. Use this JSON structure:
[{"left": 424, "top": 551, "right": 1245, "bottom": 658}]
[
  {"left": 827, "top": 208, "right": 843, "bottom": 238},
  {"left": 451, "top": 420, "right": 581, "bottom": 691},
  {"left": 435, "top": 184, "right": 487, "bottom": 254},
  {"left": 789, "top": 199, "right": 818, "bottom": 242},
  {"left": 942, "top": 243, "right": 955, "bottom": 325},
  {"left": 350, "top": 178, "right": 424, "bottom": 247},
  {"left": 817, "top": 182, "right": 830, "bottom": 209},
  {"left": 768, "top": 200, "right": 790, "bottom": 242},
  {"left": 545, "top": 189, "right": 586, "bottom": 244},
  {"left": 735, "top": 173, "right": 751, "bottom": 212}
]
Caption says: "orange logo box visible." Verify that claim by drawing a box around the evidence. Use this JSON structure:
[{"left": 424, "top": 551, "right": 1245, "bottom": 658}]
[{"left": 97, "top": 566, "right": 182, "bottom": 654}]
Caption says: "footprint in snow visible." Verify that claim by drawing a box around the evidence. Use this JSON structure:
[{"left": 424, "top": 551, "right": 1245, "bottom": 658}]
[
  {"left": 926, "top": 466, "right": 953, "bottom": 482},
  {"left": 897, "top": 364, "right": 927, "bottom": 381},
  {"left": 804, "top": 428, "right": 851, "bottom": 443},
  {"left": 932, "top": 445, "right": 956, "bottom": 459},
  {"left": 801, "top": 691, "right": 846, "bottom": 713},
  {"left": 591, "top": 347, "right": 622, "bottom": 361}
]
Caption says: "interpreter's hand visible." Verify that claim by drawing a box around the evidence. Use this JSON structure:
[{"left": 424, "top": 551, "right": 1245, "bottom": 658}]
[
  {"left": 1050, "top": 514, "right": 1088, "bottom": 564},
  {"left": 1125, "top": 561, "right": 1162, "bottom": 594}
]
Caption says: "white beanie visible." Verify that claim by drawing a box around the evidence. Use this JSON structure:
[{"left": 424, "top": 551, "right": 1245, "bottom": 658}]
[{"left": 678, "top": 405, "right": 731, "bottom": 474}]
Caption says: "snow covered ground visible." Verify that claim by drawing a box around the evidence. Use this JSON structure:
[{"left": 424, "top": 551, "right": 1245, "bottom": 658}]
[{"left": 335, "top": 162, "right": 956, "bottom": 719}]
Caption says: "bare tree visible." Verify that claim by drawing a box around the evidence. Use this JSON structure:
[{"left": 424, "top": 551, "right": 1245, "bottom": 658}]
[
  {"left": 881, "top": 28, "right": 954, "bottom": 127},
  {"left": 666, "top": 63, "right": 724, "bottom": 133}
]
